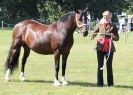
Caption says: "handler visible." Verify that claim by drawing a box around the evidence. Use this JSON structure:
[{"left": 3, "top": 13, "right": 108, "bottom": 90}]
[{"left": 91, "top": 11, "right": 119, "bottom": 87}]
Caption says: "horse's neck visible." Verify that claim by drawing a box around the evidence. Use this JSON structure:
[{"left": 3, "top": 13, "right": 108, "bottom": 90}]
[
  {"left": 65, "top": 19, "right": 76, "bottom": 32},
  {"left": 60, "top": 22, "right": 76, "bottom": 33},
  {"left": 54, "top": 22, "right": 74, "bottom": 40},
  {"left": 68, "top": 16, "right": 77, "bottom": 30}
]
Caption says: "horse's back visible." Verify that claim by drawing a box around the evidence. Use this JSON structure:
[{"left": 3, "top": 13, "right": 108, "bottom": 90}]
[
  {"left": 12, "top": 20, "right": 56, "bottom": 54},
  {"left": 12, "top": 20, "right": 49, "bottom": 40},
  {"left": 13, "top": 20, "right": 48, "bottom": 33}
]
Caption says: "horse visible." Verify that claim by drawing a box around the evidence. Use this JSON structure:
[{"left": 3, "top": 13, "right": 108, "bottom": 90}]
[{"left": 4, "top": 9, "right": 88, "bottom": 86}]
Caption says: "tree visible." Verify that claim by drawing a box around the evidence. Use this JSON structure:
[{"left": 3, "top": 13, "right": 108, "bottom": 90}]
[
  {"left": 126, "top": 0, "right": 133, "bottom": 14},
  {"left": 0, "top": 0, "right": 19, "bottom": 19},
  {"left": 0, "top": 0, "right": 39, "bottom": 19},
  {"left": 38, "top": 0, "right": 65, "bottom": 22},
  {"left": 19, "top": 0, "right": 39, "bottom": 18},
  {"left": 0, "top": 0, "right": 131, "bottom": 24},
  {"left": 87, "top": 0, "right": 129, "bottom": 20}
]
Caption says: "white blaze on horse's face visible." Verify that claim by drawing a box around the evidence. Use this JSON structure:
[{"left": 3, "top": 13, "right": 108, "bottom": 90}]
[{"left": 75, "top": 10, "right": 88, "bottom": 37}]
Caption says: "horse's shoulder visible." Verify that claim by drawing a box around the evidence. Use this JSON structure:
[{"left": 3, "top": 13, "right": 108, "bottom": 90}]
[{"left": 49, "top": 22, "right": 57, "bottom": 29}]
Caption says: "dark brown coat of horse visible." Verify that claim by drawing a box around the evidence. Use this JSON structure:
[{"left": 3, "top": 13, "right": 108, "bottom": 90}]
[{"left": 5, "top": 9, "right": 88, "bottom": 86}]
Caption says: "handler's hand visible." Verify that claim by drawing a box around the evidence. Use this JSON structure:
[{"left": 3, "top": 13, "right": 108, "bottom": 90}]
[
  {"left": 91, "top": 33, "right": 95, "bottom": 40},
  {"left": 91, "top": 36, "right": 94, "bottom": 40},
  {"left": 110, "top": 33, "right": 114, "bottom": 37}
]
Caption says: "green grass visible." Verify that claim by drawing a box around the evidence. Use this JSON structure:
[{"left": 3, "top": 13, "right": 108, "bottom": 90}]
[{"left": 0, "top": 30, "right": 133, "bottom": 95}]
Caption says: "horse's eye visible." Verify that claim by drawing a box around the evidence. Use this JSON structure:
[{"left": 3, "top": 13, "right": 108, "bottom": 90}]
[
  {"left": 78, "top": 18, "right": 82, "bottom": 21},
  {"left": 79, "top": 16, "right": 83, "bottom": 21}
]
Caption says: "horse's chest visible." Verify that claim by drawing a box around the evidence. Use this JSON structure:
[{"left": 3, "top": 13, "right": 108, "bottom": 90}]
[
  {"left": 55, "top": 33, "right": 73, "bottom": 45},
  {"left": 60, "top": 36, "right": 74, "bottom": 52}
]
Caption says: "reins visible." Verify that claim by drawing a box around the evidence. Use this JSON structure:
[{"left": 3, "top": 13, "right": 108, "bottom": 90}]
[
  {"left": 77, "top": 24, "right": 87, "bottom": 28},
  {"left": 92, "top": 33, "right": 113, "bottom": 70},
  {"left": 75, "top": 13, "right": 87, "bottom": 29},
  {"left": 100, "top": 35, "right": 112, "bottom": 70}
]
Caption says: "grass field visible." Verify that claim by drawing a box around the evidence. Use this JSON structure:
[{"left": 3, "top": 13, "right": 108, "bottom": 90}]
[{"left": 0, "top": 30, "right": 133, "bottom": 95}]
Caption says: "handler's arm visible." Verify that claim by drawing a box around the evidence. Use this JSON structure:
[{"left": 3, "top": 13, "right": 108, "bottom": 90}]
[
  {"left": 111, "top": 25, "right": 119, "bottom": 41},
  {"left": 91, "top": 23, "right": 99, "bottom": 40}
]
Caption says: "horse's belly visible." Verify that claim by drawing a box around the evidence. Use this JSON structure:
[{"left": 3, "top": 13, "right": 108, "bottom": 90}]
[{"left": 31, "top": 43, "right": 54, "bottom": 55}]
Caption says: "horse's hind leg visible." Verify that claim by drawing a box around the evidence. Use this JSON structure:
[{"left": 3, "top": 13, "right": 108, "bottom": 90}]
[
  {"left": 61, "top": 52, "right": 69, "bottom": 85},
  {"left": 5, "top": 39, "right": 22, "bottom": 81},
  {"left": 20, "top": 44, "right": 30, "bottom": 81}
]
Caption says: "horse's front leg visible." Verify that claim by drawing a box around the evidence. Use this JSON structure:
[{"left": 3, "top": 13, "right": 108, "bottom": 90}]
[
  {"left": 54, "top": 50, "right": 61, "bottom": 86},
  {"left": 61, "top": 52, "right": 69, "bottom": 85}
]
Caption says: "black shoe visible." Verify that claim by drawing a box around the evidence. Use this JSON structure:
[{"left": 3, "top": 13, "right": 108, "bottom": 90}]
[
  {"left": 97, "top": 84, "right": 103, "bottom": 87},
  {"left": 108, "top": 84, "right": 114, "bottom": 87}
]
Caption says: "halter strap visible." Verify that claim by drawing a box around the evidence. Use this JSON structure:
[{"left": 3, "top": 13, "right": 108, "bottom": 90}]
[
  {"left": 100, "top": 36, "right": 112, "bottom": 70},
  {"left": 75, "top": 13, "right": 87, "bottom": 28},
  {"left": 77, "top": 23, "right": 87, "bottom": 28}
]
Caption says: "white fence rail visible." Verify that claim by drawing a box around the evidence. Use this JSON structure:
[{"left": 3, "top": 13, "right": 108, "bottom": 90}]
[{"left": 0, "top": 21, "right": 15, "bottom": 32}]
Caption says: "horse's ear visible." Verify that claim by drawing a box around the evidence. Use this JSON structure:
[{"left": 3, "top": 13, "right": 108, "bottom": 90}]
[
  {"left": 83, "top": 7, "right": 88, "bottom": 13},
  {"left": 75, "top": 10, "right": 80, "bottom": 14}
]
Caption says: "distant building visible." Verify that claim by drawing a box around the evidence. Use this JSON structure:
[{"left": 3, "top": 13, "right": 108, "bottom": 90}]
[
  {"left": 117, "top": 14, "right": 133, "bottom": 32},
  {"left": 127, "top": 15, "right": 133, "bottom": 31},
  {"left": 118, "top": 15, "right": 128, "bottom": 33}
]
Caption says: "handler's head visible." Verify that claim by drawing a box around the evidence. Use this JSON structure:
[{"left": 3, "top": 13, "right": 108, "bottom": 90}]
[{"left": 102, "top": 11, "right": 112, "bottom": 22}]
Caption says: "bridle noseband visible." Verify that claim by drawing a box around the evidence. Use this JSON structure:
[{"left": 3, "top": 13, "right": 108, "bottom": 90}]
[
  {"left": 75, "top": 13, "right": 87, "bottom": 29},
  {"left": 77, "top": 23, "right": 87, "bottom": 28}
]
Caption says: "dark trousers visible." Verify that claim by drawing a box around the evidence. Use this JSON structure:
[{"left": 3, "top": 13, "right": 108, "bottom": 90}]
[{"left": 97, "top": 50, "right": 114, "bottom": 86}]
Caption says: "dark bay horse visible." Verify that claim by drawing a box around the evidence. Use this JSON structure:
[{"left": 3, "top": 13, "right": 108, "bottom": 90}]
[{"left": 5, "top": 9, "right": 88, "bottom": 86}]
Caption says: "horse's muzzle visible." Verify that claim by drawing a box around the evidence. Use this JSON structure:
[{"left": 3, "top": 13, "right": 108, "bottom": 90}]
[{"left": 83, "top": 31, "right": 88, "bottom": 37}]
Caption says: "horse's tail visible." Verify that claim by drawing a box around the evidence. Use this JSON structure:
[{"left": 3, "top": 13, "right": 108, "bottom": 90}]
[{"left": 5, "top": 42, "right": 21, "bottom": 74}]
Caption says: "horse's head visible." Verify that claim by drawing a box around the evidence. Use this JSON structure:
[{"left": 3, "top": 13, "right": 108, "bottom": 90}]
[{"left": 75, "top": 8, "right": 88, "bottom": 37}]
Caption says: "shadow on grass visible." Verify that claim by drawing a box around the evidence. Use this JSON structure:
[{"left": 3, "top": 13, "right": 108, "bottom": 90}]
[
  {"left": 10, "top": 79, "right": 53, "bottom": 84},
  {"left": 25, "top": 80, "right": 96, "bottom": 87},
  {"left": 10, "top": 80, "right": 133, "bottom": 89},
  {"left": 70, "top": 82, "right": 133, "bottom": 89},
  {"left": 11, "top": 79, "right": 96, "bottom": 87},
  {"left": 69, "top": 81, "right": 96, "bottom": 87},
  {"left": 26, "top": 80, "right": 97, "bottom": 87},
  {"left": 25, "top": 80, "right": 53, "bottom": 83},
  {"left": 114, "top": 85, "right": 133, "bottom": 90}
]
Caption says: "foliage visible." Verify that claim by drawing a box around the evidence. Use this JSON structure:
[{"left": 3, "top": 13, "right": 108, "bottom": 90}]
[
  {"left": 0, "top": 0, "right": 132, "bottom": 23},
  {"left": 0, "top": 0, "right": 39, "bottom": 19},
  {"left": 126, "top": 0, "right": 133, "bottom": 14},
  {"left": 44, "top": 0, "right": 65, "bottom": 22}
]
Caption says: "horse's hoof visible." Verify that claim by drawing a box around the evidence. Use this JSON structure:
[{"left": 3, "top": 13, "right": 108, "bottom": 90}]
[
  {"left": 5, "top": 69, "right": 11, "bottom": 82},
  {"left": 61, "top": 80, "right": 68, "bottom": 85},
  {"left": 20, "top": 76, "right": 25, "bottom": 81},
  {"left": 53, "top": 80, "right": 61, "bottom": 86},
  {"left": 5, "top": 76, "right": 10, "bottom": 82},
  {"left": 20, "top": 72, "right": 25, "bottom": 81}
]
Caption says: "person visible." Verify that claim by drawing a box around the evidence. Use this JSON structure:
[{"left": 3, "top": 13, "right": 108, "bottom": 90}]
[
  {"left": 87, "top": 19, "right": 90, "bottom": 30},
  {"left": 87, "top": 14, "right": 91, "bottom": 36},
  {"left": 91, "top": 11, "right": 119, "bottom": 87},
  {"left": 127, "top": 17, "right": 133, "bottom": 32},
  {"left": 96, "top": 18, "right": 99, "bottom": 23},
  {"left": 118, "top": 16, "right": 127, "bottom": 33}
]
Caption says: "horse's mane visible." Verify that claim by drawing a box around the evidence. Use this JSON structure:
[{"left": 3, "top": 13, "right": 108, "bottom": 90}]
[{"left": 58, "top": 11, "right": 75, "bottom": 22}]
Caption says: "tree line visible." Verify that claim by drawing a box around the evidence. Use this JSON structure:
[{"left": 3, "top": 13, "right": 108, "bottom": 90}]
[{"left": 0, "top": 0, "right": 133, "bottom": 24}]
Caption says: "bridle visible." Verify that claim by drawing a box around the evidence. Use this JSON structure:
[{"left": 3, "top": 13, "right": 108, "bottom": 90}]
[
  {"left": 75, "top": 13, "right": 87, "bottom": 29},
  {"left": 75, "top": 8, "right": 88, "bottom": 32}
]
